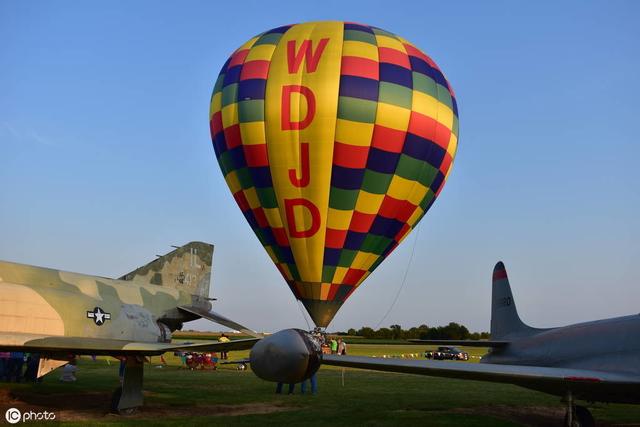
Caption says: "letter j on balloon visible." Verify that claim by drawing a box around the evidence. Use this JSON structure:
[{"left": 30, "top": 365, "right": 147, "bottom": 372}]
[{"left": 210, "top": 22, "right": 459, "bottom": 327}]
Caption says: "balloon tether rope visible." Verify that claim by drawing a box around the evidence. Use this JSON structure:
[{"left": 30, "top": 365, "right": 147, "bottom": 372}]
[
  {"left": 374, "top": 223, "right": 422, "bottom": 329},
  {"left": 297, "top": 299, "right": 311, "bottom": 330}
]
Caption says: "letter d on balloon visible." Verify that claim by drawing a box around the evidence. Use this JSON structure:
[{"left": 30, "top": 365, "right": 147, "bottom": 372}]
[
  {"left": 285, "top": 198, "right": 320, "bottom": 238},
  {"left": 281, "top": 85, "right": 316, "bottom": 131}
]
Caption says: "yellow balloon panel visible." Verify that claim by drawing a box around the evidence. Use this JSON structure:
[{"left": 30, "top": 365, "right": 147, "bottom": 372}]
[{"left": 265, "top": 22, "right": 343, "bottom": 282}]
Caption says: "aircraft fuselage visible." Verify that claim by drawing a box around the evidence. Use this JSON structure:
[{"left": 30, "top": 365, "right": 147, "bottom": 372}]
[{"left": 0, "top": 260, "right": 203, "bottom": 346}]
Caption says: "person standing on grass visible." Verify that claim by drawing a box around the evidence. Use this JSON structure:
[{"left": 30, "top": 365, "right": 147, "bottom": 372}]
[
  {"left": 275, "top": 382, "right": 295, "bottom": 394},
  {"left": 24, "top": 353, "right": 40, "bottom": 382},
  {"left": 330, "top": 338, "right": 338, "bottom": 354},
  {"left": 60, "top": 359, "right": 78, "bottom": 382},
  {"left": 118, "top": 357, "right": 126, "bottom": 382},
  {"left": 7, "top": 352, "right": 24, "bottom": 382},
  {"left": 337, "top": 339, "right": 345, "bottom": 355},
  {"left": 178, "top": 351, "right": 187, "bottom": 368},
  {"left": 0, "top": 352, "right": 9, "bottom": 381},
  {"left": 218, "top": 333, "right": 230, "bottom": 360},
  {"left": 300, "top": 373, "right": 318, "bottom": 395}
]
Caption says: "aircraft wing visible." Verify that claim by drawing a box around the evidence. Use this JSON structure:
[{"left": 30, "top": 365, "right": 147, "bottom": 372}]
[
  {"left": 0, "top": 332, "right": 259, "bottom": 356},
  {"left": 408, "top": 339, "right": 509, "bottom": 347},
  {"left": 178, "top": 306, "right": 263, "bottom": 338},
  {"left": 322, "top": 355, "right": 640, "bottom": 401}
]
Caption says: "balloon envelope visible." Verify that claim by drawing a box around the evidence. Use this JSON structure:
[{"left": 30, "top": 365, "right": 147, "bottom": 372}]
[{"left": 210, "top": 22, "right": 459, "bottom": 327}]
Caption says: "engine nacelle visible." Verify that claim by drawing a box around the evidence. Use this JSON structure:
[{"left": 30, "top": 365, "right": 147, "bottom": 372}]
[{"left": 250, "top": 328, "right": 321, "bottom": 383}]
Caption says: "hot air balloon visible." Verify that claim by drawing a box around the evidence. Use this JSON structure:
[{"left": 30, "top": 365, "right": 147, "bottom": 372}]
[{"left": 210, "top": 22, "right": 458, "bottom": 327}]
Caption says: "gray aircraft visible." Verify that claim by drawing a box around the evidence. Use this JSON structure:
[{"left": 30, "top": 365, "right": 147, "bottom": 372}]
[{"left": 250, "top": 262, "right": 640, "bottom": 427}]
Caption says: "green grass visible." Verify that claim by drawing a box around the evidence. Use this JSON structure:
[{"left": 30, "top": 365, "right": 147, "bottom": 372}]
[{"left": 2, "top": 343, "right": 640, "bottom": 426}]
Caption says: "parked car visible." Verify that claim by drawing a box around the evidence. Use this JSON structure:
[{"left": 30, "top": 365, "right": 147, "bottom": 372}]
[{"left": 425, "top": 346, "right": 469, "bottom": 361}]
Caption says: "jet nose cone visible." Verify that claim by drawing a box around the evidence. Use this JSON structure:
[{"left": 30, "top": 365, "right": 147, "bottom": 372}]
[{"left": 250, "top": 328, "right": 320, "bottom": 383}]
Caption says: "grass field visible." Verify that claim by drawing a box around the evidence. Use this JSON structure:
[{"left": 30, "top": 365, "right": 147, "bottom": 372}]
[{"left": 2, "top": 343, "right": 639, "bottom": 426}]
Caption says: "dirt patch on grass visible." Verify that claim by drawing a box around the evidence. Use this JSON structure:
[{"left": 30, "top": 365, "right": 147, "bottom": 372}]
[
  {"left": 126, "top": 402, "right": 295, "bottom": 419},
  {"left": 454, "top": 405, "right": 565, "bottom": 427},
  {"left": 454, "top": 405, "right": 619, "bottom": 427},
  {"left": 0, "top": 389, "right": 296, "bottom": 421}
]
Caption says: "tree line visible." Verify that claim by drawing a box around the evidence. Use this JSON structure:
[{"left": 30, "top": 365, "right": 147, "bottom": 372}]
[{"left": 338, "top": 323, "right": 490, "bottom": 341}]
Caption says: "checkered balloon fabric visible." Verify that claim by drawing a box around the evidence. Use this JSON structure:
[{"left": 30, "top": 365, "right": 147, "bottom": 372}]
[{"left": 210, "top": 21, "right": 459, "bottom": 327}]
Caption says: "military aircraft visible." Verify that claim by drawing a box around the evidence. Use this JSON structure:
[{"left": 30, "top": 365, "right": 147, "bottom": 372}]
[
  {"left": 251, "top": 262, "right": 640, "bottom": 427},
  {"left": 0, "top": 241, "right": 262, "bottom": 413}
]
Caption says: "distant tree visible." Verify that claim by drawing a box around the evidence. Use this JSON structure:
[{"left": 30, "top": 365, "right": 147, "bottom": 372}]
[
  {"left": 376, "top": 327, "right": 392, "bottom": 339},
  {"left": 346, "top": 323, "right": 487, "bottom": 341},
  {"left": 417, "top": 324, "right": 430, "bottom": 338},
  {"left": 441, "top": 322, "right": 469, "bottom": 340},
  {"left": 390, "top": 324, "right": 403, "bottom": 340},
  {"left": 358, "top": 327, "right": 375, "bottom": 338},
  {"left": 407, "top": 327, "right": 421, "bottom": 339}
]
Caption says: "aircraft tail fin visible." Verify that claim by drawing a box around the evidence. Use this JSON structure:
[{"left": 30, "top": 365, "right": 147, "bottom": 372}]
[
  {"left": 490, "top": 262, "right": 539, "bottom": 340},
  {"left": 120, "top": 242, "right": 213, "bottom": 298}
]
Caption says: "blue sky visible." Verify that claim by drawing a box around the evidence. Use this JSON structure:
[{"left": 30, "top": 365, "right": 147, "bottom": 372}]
[{"left": 1, "top": 1, "right": 639, "bottom": 333}]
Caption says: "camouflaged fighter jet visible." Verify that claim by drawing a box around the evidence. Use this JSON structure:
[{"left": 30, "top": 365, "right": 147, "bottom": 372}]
[
  {"left": 0, "top": 241, "right": 261, "bottom": 412},
  {"left": 250, "top": 262, "right": 640, "bottom": 427}
]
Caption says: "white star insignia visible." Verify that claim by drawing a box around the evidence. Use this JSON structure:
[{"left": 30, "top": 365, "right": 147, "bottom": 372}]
[{"left": 87, "top": 307, "right": 112, "bottom": 326}]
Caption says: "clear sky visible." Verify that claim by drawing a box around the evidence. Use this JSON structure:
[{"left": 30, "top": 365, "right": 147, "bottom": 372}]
[{"left": 1, "top": 1, "right": 639, "bottom": 333}]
